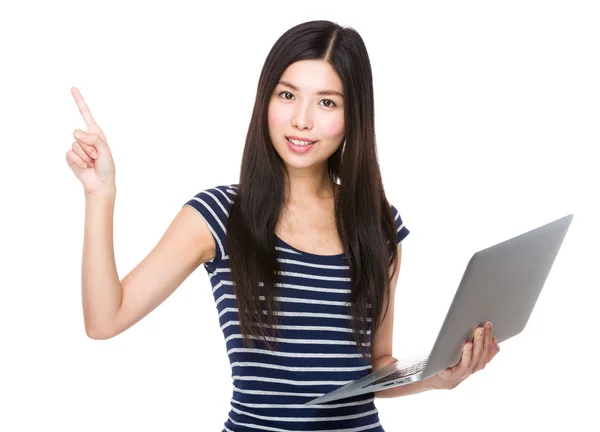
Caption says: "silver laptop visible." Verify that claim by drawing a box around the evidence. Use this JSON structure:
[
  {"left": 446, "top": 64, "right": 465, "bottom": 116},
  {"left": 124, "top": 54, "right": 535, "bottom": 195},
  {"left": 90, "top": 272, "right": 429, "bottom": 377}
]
[{"left": 306, "top": 213, "right": 574, "bottom": 405}]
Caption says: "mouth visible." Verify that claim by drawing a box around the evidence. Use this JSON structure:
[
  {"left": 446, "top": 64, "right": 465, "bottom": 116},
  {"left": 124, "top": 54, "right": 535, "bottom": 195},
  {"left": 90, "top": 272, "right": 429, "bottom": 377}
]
[
  {"left": 285, "top": 136, "right": 317, "bottom": 147},
  {"left": 285, "top": 136, "right": 317, "bottom": 153}
]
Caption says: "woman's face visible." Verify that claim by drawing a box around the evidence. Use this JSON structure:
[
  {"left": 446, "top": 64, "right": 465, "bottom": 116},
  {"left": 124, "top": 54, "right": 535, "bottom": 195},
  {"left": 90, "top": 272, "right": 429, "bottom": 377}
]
[{"left": 268, "top": 60, "right": 345, "bottom": 171}]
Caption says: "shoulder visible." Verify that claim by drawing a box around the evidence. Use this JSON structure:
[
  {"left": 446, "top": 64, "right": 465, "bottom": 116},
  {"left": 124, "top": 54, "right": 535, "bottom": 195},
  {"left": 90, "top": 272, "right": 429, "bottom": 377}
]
[
  {"left": 188, "top": 183, "right": 238, "bottom": 205},
  {"left": 388, "top": 202, "right": 410, "bottom": 245},
  {"left": 185, "top": 184, "right": 238, "bottom": 215},
  {"left": 182, "top": 183, "right": 239, "bottom": 263}
]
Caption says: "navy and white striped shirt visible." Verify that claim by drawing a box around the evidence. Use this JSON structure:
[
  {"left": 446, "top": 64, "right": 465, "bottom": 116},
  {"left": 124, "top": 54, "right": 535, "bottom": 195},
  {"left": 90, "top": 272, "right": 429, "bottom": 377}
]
[{"left": 184, "top": 184, "right": 410, "bottom": 432}]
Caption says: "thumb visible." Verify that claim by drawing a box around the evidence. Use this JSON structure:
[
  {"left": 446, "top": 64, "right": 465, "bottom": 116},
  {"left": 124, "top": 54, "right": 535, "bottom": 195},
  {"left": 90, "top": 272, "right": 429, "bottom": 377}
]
[{"left": 74, "top": 129, "right": 110, "bottom": 153}]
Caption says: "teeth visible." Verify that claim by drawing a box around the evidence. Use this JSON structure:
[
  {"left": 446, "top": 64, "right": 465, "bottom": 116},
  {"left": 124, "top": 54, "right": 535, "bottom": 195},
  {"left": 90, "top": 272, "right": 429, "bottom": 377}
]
[{"left": 288, "top": 138, "right": 314, "bottom": 146}]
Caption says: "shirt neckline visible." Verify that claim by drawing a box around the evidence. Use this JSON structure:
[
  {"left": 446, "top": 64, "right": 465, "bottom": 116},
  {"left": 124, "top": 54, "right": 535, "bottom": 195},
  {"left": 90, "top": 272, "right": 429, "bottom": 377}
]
[{"left": 275, "top": 235, "right": 346, "bottom": 260}]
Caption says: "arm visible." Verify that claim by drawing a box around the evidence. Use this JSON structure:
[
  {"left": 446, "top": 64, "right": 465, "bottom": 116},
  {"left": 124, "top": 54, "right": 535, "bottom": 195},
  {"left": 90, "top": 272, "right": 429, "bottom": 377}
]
[{"left": 82, "top": 186, "right": 216, "bottom": 339}]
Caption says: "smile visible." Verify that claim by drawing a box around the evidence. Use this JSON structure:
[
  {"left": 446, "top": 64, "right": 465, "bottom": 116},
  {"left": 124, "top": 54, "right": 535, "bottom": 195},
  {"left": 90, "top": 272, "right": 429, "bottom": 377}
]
[
  {"left": 286, "top": 136, "right": 317, "bottom": 146},
  {"left": 286, "top": 137, "right": 316, "bottom": 153}
]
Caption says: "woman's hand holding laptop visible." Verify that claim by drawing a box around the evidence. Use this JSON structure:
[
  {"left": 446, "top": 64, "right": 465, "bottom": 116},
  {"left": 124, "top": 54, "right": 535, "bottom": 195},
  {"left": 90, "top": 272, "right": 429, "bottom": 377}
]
[{"left": 429, "top": 321, "right": 500, "bottom": 390}]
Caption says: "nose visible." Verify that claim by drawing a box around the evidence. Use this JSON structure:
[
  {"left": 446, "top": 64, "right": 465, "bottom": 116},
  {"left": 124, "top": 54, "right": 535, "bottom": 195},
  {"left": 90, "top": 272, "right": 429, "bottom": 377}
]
[{"left": 291, "top": 101, "right": 313, "bottom": 130}]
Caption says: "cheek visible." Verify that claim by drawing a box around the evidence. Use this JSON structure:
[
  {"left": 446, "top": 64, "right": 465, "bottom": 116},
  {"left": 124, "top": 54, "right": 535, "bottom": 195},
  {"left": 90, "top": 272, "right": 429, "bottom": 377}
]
[
  {"left": 268, "top": 103, "right": 287, "bottom": 131},
  {"left": 318, "top": 116, "right": 345, "bottom": 139}
]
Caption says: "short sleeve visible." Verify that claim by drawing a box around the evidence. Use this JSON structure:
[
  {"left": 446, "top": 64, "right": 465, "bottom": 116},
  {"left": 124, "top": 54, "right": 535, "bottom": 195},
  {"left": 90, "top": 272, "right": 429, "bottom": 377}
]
[
  {"left": 390, "top": 204, "right": 410, "bottom": 245},
  {"left": 182, "top": 184, "right": 238, "bottom": 264}
]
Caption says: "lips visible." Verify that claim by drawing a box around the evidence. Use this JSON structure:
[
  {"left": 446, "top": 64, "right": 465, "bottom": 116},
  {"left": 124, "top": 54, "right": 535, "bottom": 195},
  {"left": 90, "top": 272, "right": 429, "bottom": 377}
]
[
  {"left": 286, "top": 137, "right": 315, "bottom": 153},
  {"left": 286, "top": 135, "right": 317, "bottom": 144}
]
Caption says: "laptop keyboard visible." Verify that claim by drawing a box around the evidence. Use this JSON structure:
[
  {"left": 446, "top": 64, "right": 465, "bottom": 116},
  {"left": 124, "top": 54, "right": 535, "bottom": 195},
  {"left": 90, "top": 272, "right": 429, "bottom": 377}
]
[{"left": 366, "top": 357, "right": 429, "bottom": 387}]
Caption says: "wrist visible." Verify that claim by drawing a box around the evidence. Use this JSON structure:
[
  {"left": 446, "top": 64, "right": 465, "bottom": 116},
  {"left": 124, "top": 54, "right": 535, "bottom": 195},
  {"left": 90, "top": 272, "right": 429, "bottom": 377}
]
[
  {"left": 423, "top": 374, "right": 462, "bottom": 391},
  {"left": 85, "top": 184, "right": 117, "bottom": 199},
  {"left": 422, "top": 375, "right": 446, "bottom": 391}
]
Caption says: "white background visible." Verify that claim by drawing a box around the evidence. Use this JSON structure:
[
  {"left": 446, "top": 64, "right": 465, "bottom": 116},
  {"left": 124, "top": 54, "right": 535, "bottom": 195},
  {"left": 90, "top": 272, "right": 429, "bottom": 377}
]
[{"left": 1, "top": 1, "right": 598, "bottom": 431}]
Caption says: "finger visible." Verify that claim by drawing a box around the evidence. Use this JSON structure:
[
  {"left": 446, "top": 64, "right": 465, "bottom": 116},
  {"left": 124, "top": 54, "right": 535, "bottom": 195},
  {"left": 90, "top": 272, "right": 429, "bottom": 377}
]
[
  {"left": 72, "top": 141, "right": 94, "bottom": 165},
  {"left": 448, "top": 342, "right": 472, "bottom": 377},
  {"left": 73, "top": 129, "right": 108, "bottom": 153},
  {"left": 471, "top": 325, "right": 485, "bottom": 372},
  {"left": 486, "top": 332, "right": 496, "bottom": 358},
  {"left": 66, "top": 149, "right": 89, "bottom": 170},
  {"left": 488, "top": 337, "right": 500, "bottom": 362},
  {"left": 74, "top": 136, "right": 98, "bottom": 159},
  {"left": 72, "top": 140, "right": 97, "bottom": 164},
  {"left": 71, "top": 87, "right": 98, "bottom": 128},
  {"left": 478, "top": 321, "right": 493, "bottom": 370}
]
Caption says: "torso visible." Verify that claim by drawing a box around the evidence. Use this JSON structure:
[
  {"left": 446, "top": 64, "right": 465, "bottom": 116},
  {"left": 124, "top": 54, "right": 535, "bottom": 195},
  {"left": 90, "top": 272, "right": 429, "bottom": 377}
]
[{"left": 188, "top": 184, "right": 383, "bottom": 431}]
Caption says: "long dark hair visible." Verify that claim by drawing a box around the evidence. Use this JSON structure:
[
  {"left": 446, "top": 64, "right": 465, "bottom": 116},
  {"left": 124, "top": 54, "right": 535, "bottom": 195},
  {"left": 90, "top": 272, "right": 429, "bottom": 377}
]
[{"left": 226, "top": 20, "right": 399, "bottom": 363}]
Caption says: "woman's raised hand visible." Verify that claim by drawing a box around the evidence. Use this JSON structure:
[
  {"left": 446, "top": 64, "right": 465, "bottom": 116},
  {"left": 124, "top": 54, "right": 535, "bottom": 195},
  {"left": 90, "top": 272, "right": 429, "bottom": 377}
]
[{"left": 66, "top": 87, "right": 116, "bottom": 194}]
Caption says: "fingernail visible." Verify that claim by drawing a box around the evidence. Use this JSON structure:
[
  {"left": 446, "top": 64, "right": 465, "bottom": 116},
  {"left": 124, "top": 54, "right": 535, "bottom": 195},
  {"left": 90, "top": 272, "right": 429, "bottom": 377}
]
[
  {"left": 90, "top": 150, "right": 97, "bottom": 158},
  {"left": 478, "top": 327, "right": 484, "bottom": 335},
  {"left": 77, "top": 131, "right": 87, "bottom": 139}
]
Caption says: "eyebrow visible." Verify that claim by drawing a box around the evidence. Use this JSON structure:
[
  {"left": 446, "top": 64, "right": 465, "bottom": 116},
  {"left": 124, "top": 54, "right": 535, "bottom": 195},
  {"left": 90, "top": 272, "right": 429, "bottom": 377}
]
[{"left": 277, "top": 80, "right": 344, "bottom": 98}]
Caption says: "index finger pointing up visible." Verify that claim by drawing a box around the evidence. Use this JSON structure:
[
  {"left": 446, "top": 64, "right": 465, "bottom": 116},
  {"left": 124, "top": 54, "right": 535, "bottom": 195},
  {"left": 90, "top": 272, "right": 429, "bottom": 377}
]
[{"left": 71, "top": 87, "right": 97, "bottom": 127}]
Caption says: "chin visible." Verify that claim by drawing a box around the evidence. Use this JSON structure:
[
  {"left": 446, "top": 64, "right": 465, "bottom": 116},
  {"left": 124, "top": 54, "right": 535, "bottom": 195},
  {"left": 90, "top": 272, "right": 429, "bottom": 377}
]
[
  {"left": 280, "top": 156, "right": 319, "bottom": 170},
  {"left": 285, "top": 143, "right": 320, "bottom": 160}
]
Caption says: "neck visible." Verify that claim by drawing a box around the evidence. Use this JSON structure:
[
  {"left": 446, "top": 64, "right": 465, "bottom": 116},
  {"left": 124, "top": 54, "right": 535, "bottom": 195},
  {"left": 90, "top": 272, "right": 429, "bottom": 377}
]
[{"left": 283, "top": 170, "right": 336, "bottom": 206}]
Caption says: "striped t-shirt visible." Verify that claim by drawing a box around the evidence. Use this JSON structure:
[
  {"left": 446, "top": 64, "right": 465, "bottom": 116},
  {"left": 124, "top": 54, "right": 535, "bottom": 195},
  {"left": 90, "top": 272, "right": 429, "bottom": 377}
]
[{"left": 184, "top": 184, "right": 410, "bottom": 432}]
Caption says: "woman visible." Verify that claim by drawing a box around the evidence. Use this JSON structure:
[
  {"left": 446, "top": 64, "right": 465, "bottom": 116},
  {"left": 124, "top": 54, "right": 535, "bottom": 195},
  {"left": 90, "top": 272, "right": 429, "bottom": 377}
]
[{"left": 66, "top": 20, "right": 499, "bottom": 432}]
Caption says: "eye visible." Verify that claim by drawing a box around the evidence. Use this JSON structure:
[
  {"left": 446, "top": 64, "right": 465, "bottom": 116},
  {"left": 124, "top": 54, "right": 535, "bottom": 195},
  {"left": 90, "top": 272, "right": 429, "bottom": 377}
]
[
  {"left": 278, "top": 91, "right": 294, "bottom": 100},
  {"left": 319, "top": 99, "right": 337, "bottom": 108}
]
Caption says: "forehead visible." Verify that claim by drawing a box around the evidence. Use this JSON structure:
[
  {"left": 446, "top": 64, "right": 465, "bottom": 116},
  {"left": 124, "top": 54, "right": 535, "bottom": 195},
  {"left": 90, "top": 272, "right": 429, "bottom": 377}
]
[{"left": 279, "top": 60, "right": 343, "bottom": 93}]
